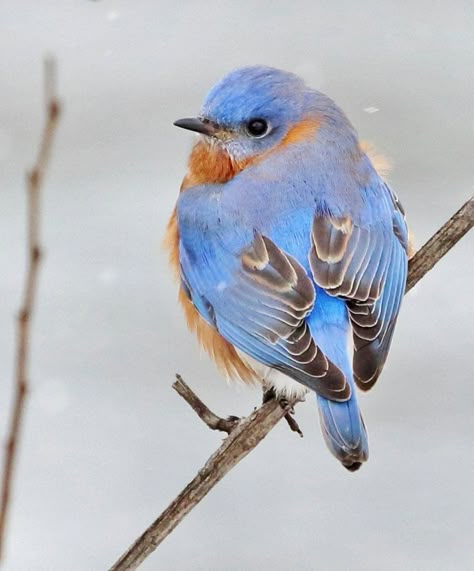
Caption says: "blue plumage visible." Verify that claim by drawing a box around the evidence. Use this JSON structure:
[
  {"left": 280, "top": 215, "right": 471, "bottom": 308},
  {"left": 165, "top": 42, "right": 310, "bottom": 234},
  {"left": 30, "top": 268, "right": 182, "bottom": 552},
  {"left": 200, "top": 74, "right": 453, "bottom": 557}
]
[{"left": 172, "top": 66, "right": 408, "bottom": 470}]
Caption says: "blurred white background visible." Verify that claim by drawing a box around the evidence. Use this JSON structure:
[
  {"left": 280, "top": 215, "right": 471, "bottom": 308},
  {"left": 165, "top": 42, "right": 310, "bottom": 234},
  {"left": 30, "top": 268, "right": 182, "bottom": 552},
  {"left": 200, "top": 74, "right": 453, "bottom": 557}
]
[{"left": 0, "top": 1, "right": 473, "bottom": 570}]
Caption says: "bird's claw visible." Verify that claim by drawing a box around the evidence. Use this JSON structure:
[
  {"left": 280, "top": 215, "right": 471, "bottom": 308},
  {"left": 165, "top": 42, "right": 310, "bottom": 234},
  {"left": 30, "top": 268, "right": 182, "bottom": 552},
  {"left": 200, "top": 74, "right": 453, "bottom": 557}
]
[{"left": 262, "top": 387, "right": 303, "bottom": 437}]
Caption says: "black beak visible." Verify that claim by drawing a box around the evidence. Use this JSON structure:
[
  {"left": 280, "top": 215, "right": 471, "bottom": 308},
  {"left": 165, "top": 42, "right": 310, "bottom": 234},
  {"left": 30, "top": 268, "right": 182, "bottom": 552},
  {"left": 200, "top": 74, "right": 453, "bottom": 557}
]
[{"left": 173, "top": 117, "right": 219, "bottom": 136}]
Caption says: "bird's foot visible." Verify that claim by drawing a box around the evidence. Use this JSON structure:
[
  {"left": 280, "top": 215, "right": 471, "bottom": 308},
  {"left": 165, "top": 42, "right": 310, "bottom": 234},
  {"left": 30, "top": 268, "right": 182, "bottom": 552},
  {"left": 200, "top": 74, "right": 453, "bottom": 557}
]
[
  {"left": 215, "top": 415, "right": 240, "bottom": 433},
  {"left": 262, "top": 387, "right": 303, "bottom": 438}
]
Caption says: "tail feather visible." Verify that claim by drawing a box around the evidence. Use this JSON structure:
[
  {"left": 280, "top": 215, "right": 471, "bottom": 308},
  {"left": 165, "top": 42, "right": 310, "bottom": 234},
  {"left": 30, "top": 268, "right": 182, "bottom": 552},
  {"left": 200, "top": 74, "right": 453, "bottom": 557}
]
[
  {"left": 317, "top": 391, "right": 368, "bottom": 471},
  {"left": 308, "top": 291, "right": 369, "bottom": 471}
]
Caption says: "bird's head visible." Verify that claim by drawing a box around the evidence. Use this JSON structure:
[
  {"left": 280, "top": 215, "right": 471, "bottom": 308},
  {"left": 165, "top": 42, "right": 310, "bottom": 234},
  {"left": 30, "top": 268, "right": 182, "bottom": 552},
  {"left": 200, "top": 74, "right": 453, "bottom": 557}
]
[{"left": 174, "top": 66, "right": 357, "bottom": 186}]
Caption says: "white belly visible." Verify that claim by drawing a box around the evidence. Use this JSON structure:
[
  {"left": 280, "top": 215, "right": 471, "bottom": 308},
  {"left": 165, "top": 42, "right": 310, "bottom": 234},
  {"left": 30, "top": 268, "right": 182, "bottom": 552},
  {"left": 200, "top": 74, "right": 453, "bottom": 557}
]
[{"left": 235, "top": 350, "right": 309, "bottom": 399}]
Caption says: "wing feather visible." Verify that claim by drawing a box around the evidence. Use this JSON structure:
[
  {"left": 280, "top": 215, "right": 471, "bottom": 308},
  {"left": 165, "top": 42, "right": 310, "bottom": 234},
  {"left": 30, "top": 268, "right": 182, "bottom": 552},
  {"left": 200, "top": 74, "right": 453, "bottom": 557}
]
[{"left": 309, "top": 184, "right": 408, "bottom": 390}]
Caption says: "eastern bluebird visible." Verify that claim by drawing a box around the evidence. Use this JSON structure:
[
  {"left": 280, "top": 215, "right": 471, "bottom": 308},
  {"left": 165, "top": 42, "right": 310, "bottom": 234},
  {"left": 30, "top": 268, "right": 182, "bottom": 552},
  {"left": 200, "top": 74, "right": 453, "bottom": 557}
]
[{"left": 166, "top": 66, "right": 408, "bottom": 471}]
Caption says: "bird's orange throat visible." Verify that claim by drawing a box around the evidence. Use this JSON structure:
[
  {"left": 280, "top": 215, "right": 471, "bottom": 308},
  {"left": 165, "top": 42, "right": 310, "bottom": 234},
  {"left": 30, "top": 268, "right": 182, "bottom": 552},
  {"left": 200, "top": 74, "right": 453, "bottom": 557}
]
[{"left": 179, "top": 139, "right": 246, "bottom": 191}]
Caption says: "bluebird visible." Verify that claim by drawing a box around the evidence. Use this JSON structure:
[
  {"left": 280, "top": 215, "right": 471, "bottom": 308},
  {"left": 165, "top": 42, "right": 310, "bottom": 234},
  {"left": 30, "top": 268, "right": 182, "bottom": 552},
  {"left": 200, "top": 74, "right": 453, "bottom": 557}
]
[{"left": 166, "top": 66, "right": 408, "bottom": 471}]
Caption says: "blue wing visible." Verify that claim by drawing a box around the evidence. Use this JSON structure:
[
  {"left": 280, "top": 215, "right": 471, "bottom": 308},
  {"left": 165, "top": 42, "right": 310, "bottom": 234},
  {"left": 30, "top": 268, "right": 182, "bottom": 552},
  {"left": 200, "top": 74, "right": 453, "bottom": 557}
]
[
  {"left": 309, "top": 182, "right": 409, "bottom": 390},
  {"left": 179, "top": 229, "right": 351, "bottom": 401}
]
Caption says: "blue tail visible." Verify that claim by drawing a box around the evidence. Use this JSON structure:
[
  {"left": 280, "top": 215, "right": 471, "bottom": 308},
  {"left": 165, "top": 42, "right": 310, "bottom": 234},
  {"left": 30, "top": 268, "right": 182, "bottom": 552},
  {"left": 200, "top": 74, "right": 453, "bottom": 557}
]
[
  {"left": 317, "top": 390, "right": 368, "bottom": 471},
  {"left": 309, "top": 291, "right": 369, "bottom": 471}
]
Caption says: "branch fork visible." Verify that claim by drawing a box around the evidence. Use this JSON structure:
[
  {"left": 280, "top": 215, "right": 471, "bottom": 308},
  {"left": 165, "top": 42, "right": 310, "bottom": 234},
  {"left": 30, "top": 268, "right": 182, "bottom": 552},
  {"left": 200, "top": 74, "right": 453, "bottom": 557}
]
[{"left": 173, "top": 374, "right": 240, "bottom": 434}]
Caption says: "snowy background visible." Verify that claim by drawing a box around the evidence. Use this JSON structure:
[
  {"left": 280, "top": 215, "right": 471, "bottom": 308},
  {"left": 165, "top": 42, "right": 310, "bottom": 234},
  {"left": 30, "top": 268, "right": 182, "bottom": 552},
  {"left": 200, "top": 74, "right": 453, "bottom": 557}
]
[{"left": 1, "top": 1, "right": 473, "bottom": 570}]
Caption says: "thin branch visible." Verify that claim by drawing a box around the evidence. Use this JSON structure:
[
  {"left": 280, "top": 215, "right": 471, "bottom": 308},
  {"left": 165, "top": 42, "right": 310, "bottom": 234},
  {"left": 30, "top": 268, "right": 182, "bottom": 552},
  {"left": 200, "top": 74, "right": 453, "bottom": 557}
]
[
  {"left": 109, "top": 196, "right": 473, "bottom": 571},
  {"left": 0, "top": 58, "right": 61, "bottom": 560},
  {"left": 173, "top": 374, "right": 239, "bottom": 434},
  {"left": 406, "top": 196, "right": 473, "bottom": 292}
]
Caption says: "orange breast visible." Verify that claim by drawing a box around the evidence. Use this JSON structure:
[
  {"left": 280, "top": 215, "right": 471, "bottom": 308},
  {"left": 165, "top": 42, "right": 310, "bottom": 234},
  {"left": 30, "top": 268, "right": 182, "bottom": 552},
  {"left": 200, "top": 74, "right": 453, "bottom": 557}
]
[{"left": 180, "top": 140, "right": 244, "bottom": 191}]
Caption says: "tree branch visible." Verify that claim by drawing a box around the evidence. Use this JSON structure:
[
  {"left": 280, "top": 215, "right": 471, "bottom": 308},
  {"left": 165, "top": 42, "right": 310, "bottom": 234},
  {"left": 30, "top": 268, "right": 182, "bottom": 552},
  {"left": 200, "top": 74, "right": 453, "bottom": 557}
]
[
  {"left": 406, "top": 197, "right": 473, "bottom": 292},
  {"left": 0, "top": 58, "right": 61, "bottom": 561},
  {"left": 109, "top": 195, "right": 473, "bottom": 571},
  {"left": 173, "top": 374, "right": 240, "bottom": 434}
]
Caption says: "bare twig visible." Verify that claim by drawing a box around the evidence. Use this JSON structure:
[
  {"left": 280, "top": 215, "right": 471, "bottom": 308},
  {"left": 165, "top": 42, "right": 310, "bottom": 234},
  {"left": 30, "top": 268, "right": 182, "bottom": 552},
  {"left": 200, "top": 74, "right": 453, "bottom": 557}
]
[
  {"left": 173, "top": 374, "right": 239, "bottom": 434},
  {"left": 0, "top": 58, "right": 61, "bottom": 560},
  {"left": 406, "top": 196, "right": 473, "bottom": 292},
  {"left": 109, "top": 196, "right": 473, "bottom": 571}
]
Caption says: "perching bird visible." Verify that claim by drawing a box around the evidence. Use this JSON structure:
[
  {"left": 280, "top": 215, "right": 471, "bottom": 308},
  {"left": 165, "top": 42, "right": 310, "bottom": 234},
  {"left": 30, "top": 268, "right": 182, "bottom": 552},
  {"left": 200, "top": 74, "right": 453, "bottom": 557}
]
[{"left": 165, "top": 66, "right": 408, "bottom": 471}]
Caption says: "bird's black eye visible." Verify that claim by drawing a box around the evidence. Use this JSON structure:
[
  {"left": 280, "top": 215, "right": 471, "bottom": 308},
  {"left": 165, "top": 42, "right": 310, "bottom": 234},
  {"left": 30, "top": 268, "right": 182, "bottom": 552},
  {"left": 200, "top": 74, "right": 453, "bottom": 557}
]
[{"left": 246, "top": 118, "right": 270, "bottom": 138}]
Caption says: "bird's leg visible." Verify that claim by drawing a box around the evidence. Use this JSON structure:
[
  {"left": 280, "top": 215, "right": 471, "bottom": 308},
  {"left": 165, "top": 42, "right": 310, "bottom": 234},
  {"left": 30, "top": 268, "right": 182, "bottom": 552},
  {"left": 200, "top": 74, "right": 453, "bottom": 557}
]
[
  {"left": 262, "top": 386, "right": 277, "bottom": 404},
  {"left": 262, "top": 386, "right": 303, "bottom": 438}
]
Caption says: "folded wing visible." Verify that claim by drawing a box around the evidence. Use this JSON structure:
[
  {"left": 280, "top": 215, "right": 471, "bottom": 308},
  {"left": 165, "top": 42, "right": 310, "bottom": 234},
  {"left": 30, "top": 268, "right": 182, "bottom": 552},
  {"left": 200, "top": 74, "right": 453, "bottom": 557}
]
[
  {"left": 309, "top": 185, "right": 408, "bottom": 390},
  {"left": 180, "top": 232, "right": 351, "bottom": 401}
]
